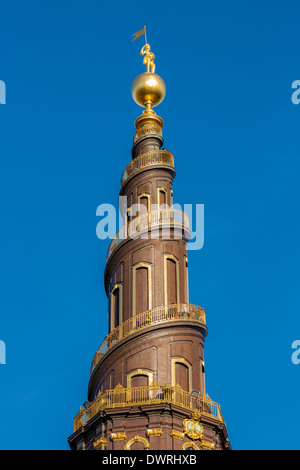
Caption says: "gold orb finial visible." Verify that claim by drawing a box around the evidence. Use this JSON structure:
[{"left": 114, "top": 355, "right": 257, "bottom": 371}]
[{"left": 131, "top": 72, "right": 166, "bottom": 112}]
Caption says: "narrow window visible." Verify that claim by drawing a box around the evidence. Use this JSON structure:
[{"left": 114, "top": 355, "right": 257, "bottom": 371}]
[
  {"left": 110, "top": 284, "right": 122, "bottom": 332},
  {"left": 135, "top": 267, "right": 149, "bottom": 315},
  {"left": 167, "top": 257, "right": 177, "bottom": 305},
  {"left": 159, "top": 189, "right": 166, "bottom": 207},
  {"left": 113, "top": 287, "right": 120, "bottom": 328},
  {"left": 139, "top": 196, "right": 149, "bottom": 215},
  {"left": 138, "top": 194, "right": 150, "bottom": 226},
  {"left": 175, "top": 362, "right": 189, "bottom": 391},
  {"left": 185, "top": 256, "right": 189, "bottom": 304}
]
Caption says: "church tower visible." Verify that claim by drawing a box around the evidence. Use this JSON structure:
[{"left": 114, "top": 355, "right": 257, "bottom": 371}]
[{"left": 68, "top": 37, "right": 231, "bottom": 451}]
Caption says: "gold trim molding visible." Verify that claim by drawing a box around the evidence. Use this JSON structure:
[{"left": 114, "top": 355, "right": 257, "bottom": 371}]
[
  {"left": 201, "top": 440, "right": 215, "bottom": 450},
  {"left": 93, "top": 437, "right": 107, "bottom": 448},
  {"left": 147, "top": 428, "right": 163, "bottom": 437},
  {"left": 111, "top": 432, "right": 126, "bottom": 441},
  {"left": 170, "top": 429, "right": 185, "bottom": 440},
  {"left": 182, "top": 441, "right": 200, "bottom": 450},
  {"left": 124, "top": 436, "right": 150, "bottom": 450},
  {"left": 183, "top": 418, "right": 204, "bottom": 440}
]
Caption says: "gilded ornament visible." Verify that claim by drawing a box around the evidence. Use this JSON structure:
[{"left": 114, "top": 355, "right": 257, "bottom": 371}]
[
  {"left": 147, "top": 428, "right": 163, "bottom": 437},
  {"left": 131, "top": 72, "right": 166, "bottom": 111},
  {"left": 183, "top": 418, "right": 204, "bottom": 440},
  {"left": 124, "top": 436, "right": 150, "bottom": 450},
  {"left": 170, "top": 429, "right": 185, "bottom": 440},
  {"left": 182, "top": 441, "right": 200, "bottom": 450},
  {"left": 93, "top": 437, "right": 107, "bottom": 448},
  {"left": 140, "top": 44, "right": 156, "bottom": 73},
  {"left": 201, "top": 440, "right": 215, "bottom": 450},
  {"left": 111, "top": 432, "right": 126, "bottom": 441}
]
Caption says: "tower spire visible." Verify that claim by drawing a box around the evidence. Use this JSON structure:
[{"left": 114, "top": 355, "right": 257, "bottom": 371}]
[
  {"left": 68, "top": 33, "right": 231, "bottom": 452},
  {"left": 131, "top": 38, "right": 166, "bottom": 158}
]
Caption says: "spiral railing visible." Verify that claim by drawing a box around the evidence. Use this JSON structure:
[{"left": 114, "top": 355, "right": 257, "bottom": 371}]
[
  {"left": 106, "top": 208, "right": 189, "bottom": 262},
  {"left": 90, "top": 303, "right": 206, "bottom": 375},
  {"left": 133, "top": 123, "right": 163, "bottom": 143},
  {"left": 121, "top": 149, "right": 174, "bottom": 187},
  {"left": 74, "top": 382, "right": 222, "bottom": 432}
]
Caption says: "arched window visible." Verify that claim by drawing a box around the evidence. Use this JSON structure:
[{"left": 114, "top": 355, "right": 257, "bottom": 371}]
[
  {"left": 139, "top": 195, "right": 149, "bottom": 215},
  {"left": 127, "top": 193, "right": 133, "bottom": 222},
  {"left": 182, "top": 442, "right": 200, "bottom": 450},
  {"left": 184, "top": 256, "right": 189, "bottom": 303},
  {"left": 175, "top": 362, "right": 189, "bottom": 391},
  {"left": 109, "top": 370, "right": 114, "bottom": 390},
  {"left": 138, "top": 193, "right": 151, "bottom": 226},
  {"left": 113, "top": 287, "right": 120, "bottom": 328},
  {"left": 126, "top": 369, "right": 153, "bottom": 401},
  {"left": 200, "top": 360, "right": 205, "bottom": 396},
  {"left": 130, "top": 440, "right": 147, "bottom": 450},
  {"left": 131, "top": 374, "right": 149, "bottom": 388},
  {"left": 171, "top": 358, "right": 192, "bottom": 392},
  {"left": 157, "top": 187, "right": 167, "bottom": 208},
  {"left": 157, "top": 187, "right": 168, "bottom": 223},
  {"left": 164, "top": 254, "right": 180, "bottom": 306},
  {"left": 126, "top": 369, "right": 153, "bottom": 388},
  {"left": 132, "top": 262, "right": 152, "bottom": 317},
  {"left": 109, "top": 284, "right": 123, "bottom": 332},
  {"left": 136, "top": 267, "right": 148, "bottom": 314},
  {"left": 124, "top": 436, "right": 150, "bottom": 450}
]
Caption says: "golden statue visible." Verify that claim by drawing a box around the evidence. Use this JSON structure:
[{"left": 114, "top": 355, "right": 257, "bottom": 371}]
[
  {"left": 140, "top": 44, "right": 155, "bottom": 73},
  {"left": 131, "top": 27, "right": 165, "bottom": 113}
]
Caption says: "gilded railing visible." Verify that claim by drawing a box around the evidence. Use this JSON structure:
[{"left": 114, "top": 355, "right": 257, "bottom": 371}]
[
  {"left": 133, "top": 123, "right": 163, "bottom": 143},
  {"left": 121, "top": 150, "right": 174, "bottom": 187},
  {"left": 90, "top": 303, "right": 205, "bottom": 374},
  {"left": 74, "top": 383, "right": 223, "bottom": 432},
  {"left": 106, "top": 208, "right": 189, "bottom": 262}
]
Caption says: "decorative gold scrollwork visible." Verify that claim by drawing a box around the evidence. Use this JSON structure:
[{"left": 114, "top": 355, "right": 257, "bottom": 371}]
[
  {"left": 147, "top": 428, "right": 163, "bottom": 437},
  {"left": 201, "top": 440, "right": 215, "bottom": 450},
  {"left": 170, "top": 429, "right": 185, "bottom": 440},
  {"left": 111, "top": 432, "right": 126, "bottom": 441},
  {"left": 93, "top": 437, "right": 107, "bottom": 448},
  {"left": 124, "top": 436, "right": 150, "bottom": 450},
  {"left": 182, "top": 441, "right": 200, "bottom": 450},
  {"left": 183, "top": 418, "right": 204, "bottom": 440}
]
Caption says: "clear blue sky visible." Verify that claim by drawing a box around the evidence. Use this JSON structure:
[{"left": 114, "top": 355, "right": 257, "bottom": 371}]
[{"left": 0, "top": 0, "right": 299, "bottom": 450}]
